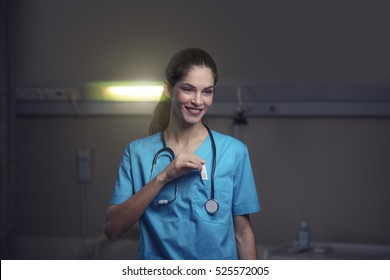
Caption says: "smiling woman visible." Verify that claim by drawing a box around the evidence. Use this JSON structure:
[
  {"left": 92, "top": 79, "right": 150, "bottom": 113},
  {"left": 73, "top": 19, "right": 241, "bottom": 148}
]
[
  {"left": 104, "top": 48, "right": 261, "bottom": 260},
  {"left": 169, "top": 66, "right": 215, "bottom": 126},
  {"left": 149, "top": 48, "right": 219, "bottom": 135}
]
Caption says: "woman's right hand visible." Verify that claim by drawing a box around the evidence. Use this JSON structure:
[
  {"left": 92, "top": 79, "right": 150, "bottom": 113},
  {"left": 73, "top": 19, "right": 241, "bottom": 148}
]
[{"left": 158, "top": 154, "right": 205, "bottom": 183}]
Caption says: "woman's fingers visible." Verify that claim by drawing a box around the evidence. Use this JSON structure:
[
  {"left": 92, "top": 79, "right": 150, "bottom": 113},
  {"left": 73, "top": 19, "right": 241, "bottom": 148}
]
[
  {"left": 176, "top": 154, "right": 205, "bottom": 170},
  {"left": 164, "top": 154, "right": 205, "bottom": 181}
]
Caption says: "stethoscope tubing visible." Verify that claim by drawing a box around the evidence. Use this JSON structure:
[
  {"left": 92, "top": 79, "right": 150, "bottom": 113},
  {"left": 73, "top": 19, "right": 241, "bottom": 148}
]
[
  {"left": 204, "top": 124, "right": 216, "bottom": 200},
  {"left": 150, "top": 146, "right": 177, "bottom": 205}
]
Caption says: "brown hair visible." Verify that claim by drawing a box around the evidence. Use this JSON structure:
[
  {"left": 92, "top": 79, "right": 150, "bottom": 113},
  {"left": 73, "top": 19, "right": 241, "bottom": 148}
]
[{"left": 149, "top": 48, "right": 218, "bottom": 135}]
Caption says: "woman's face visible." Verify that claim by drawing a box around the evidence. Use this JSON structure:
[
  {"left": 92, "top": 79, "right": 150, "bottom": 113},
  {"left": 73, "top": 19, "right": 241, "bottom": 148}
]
[{"left": 170, "top": 66, "right": 215, "bottom": 126}]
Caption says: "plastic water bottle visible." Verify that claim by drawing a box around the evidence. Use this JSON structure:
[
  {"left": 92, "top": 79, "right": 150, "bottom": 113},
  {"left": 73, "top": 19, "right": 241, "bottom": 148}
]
[{"left": 298, "top": 221, "right": 310, "bottom": 250}]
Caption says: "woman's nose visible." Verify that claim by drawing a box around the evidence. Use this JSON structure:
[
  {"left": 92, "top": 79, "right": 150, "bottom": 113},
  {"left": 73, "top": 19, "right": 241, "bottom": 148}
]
[{"left": 192, "top": 92, "right": 203, "bottom": 106}]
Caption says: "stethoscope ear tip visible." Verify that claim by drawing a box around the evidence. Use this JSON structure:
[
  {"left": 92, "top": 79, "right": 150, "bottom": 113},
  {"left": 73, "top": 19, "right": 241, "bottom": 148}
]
[{"left": 158, "top": 199, "right": 169, "bottom": 205}]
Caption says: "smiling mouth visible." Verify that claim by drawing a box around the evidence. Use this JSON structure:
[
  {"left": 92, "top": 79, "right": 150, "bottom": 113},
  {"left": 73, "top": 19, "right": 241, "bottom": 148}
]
[{"left": 185, "top": 106, "right": 203, "bottom": 114}]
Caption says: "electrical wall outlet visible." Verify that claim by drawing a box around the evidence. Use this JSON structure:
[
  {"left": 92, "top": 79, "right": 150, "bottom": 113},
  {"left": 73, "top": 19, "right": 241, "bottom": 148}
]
[
  {"left": 14, "top": 87, "right": 81, "bottom": 101},
  {"left": 44, "top": 88, "right": 68, "bottom": 100}
]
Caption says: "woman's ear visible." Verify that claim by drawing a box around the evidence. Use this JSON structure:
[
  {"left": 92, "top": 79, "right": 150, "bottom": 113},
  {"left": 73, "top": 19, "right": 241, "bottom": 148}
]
[{"left": 163, "top": 80, "right": 172, "bottom": 99}]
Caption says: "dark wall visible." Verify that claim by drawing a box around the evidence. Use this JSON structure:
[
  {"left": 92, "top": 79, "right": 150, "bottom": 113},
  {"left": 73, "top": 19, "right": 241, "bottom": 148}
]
[{"left": 10, "top": 0, "right": 390, "bottom": 259}]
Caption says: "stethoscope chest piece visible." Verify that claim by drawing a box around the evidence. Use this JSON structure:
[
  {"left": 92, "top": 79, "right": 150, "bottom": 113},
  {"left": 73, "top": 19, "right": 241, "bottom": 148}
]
[{"left": 205, "top": 199, "right": 219, "bottom": 215}]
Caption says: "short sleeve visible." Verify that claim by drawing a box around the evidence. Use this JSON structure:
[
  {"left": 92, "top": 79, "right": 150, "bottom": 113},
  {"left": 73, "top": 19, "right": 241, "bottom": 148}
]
[
  {"left": 232, "top": 145, "right": 261, "bottom": 216},
  {"left": 108, "top": 144, "right": 135, "bottom": 204}
]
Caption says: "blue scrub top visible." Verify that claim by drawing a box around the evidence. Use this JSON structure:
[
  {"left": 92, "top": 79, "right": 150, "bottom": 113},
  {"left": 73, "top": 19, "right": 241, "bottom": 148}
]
[{"left": 109, "top": 130, "right": 260, "bottom": 260}]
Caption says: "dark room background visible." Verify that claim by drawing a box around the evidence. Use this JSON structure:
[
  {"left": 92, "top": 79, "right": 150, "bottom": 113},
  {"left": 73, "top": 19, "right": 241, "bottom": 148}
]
[{"left": 1, "top": 0, "right": 389, "bottom": 259}]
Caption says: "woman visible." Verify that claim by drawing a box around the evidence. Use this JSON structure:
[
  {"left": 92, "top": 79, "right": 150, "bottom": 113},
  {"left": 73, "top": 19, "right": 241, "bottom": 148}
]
[{"left": 104, "top": 48, "right": 260, "bottom": 259}]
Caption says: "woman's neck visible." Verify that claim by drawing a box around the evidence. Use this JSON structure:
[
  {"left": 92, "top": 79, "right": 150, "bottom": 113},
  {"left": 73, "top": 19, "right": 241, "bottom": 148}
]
[{"left": 164, "top": 120, "right": 208, "bottom": 154}]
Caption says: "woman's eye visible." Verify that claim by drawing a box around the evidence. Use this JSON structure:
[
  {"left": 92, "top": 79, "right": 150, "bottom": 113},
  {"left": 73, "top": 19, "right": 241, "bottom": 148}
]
[
  {"left": 182, "top": 87, "right": 194, "bottom": 92},
  {"left": 203, "top": 89, "right": 214, "bottom": 95}
]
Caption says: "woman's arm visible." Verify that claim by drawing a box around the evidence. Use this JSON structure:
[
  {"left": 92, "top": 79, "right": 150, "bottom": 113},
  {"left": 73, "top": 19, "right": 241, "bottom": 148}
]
[
  {"left": 104, "top": 174, "right": 167, "bottom": 241},
  {"left": 234, "top": 214, "right": 258, "bottom": 260}
]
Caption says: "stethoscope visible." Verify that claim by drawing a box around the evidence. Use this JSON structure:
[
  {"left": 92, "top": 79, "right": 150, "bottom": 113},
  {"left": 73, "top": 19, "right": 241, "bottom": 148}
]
[{"left": 149, "top": 124, "right": 219, "bottom": 215}]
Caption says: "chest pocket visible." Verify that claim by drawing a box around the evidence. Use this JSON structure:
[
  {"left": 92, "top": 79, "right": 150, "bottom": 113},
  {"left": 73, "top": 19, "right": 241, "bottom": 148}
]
[{"left": 193, "top": 177, "right": 233, "bottom": 224}]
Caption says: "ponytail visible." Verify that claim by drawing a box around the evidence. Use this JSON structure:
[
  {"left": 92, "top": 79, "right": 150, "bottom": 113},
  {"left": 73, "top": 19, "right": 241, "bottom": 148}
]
[{"left": 149, "top": 83, "right": 171, "bottom": 135}]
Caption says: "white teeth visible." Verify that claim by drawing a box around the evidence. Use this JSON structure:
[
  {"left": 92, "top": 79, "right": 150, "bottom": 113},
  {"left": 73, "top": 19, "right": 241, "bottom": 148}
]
[{"left": 187, "top": 108, "right": 201, "bottom": 113}]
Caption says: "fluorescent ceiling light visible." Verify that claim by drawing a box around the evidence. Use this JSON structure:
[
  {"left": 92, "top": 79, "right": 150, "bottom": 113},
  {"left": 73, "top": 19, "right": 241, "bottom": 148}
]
[{"left": 101, "top": 83, "right": 163, "bottom": 101}]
